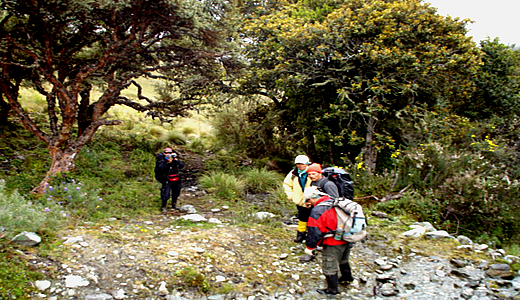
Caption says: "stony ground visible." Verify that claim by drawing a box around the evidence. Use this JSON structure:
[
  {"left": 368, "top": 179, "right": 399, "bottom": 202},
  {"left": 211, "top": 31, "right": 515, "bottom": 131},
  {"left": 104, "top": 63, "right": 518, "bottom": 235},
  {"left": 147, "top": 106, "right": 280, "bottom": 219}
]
[
  {"left": 18, "top": 152, "right": 520, "bottom": 300},
  {"left": 23, "top": 185, "right": 520, "bottom": 300}
]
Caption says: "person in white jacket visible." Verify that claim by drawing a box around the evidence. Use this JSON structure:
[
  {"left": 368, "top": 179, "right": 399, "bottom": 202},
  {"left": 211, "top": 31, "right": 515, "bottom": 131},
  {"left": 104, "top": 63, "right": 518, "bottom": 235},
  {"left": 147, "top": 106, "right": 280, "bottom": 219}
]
[{"left": 283, "top": 155, "right": 312, "bottom": 243}]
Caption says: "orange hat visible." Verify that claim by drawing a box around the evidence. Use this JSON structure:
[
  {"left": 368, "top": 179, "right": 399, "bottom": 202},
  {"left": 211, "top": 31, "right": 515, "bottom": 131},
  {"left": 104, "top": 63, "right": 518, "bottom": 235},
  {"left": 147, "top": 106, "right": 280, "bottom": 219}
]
[{"left": 306, "top": 163, "right": 322, "bottom": 173}]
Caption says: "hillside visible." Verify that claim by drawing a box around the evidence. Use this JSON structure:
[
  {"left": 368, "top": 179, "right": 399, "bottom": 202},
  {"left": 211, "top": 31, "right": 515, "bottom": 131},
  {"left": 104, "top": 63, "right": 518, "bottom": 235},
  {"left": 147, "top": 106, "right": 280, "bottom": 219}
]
[{"left": 10, "top": 158, "right": 520, "bottom": 300}]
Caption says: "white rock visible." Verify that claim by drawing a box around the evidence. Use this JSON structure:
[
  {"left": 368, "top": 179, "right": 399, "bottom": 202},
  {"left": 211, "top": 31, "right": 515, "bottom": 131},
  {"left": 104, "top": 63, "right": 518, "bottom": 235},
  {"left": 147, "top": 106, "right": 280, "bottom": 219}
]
[
  {"left": 35, "top": 280, "right": 51, "bottom": 291},
  {"left": 63, "top": 236, "right": 84, "bottom": 245},
  {"left": 192, "top": 247, "right": 205, "bottom": 253},
  {"left": 158, "top": 281, "right": 168, "bottom": 295},
  {"left": 113, "top": 289, "right": 126, "bottom": 299},
  {"left": 180, "top": 214, "right": 207, "bottom": 222},
  {"left": 215, "top": 275, "right": 226, "bottom": 282},
  {"left": 208, "top": 218, "right": 222, "bottom": 224},
  {"left": 12, "top": 231, "right": 42, "bottom": 246},
  {"left": 402, "top": 227, "right": 426, "bottom": 238},
  {"left": 425, "top": 230, "right": 453, "bottom": 239},
  {"left": 65, "top": 275, "right": 90, "bottom": 288},
  {"left": 254, "top": 212, "right": 275, "bottom": 220},
  {"left": 167, "top": 251, "right": 179, "bottom": 256}
]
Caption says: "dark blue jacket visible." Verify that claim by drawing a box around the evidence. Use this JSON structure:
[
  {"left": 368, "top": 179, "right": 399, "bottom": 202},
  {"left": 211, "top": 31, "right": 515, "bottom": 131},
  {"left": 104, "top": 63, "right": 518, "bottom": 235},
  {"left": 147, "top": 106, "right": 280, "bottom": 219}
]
[{"left": 154, "top": 153, "right": 185, "bottom": 183}]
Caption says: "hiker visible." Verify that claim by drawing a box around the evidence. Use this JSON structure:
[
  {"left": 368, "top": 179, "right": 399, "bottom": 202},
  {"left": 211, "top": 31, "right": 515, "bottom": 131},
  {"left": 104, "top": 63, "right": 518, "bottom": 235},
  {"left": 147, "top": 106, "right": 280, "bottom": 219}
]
[
  {"left": 302, "top": 186, "right": 355, "bottom": 295},
  {"left": 283, "top": 155, "right": 312, "bottom": 243},
  {"left": 307, "top": 163, "right": 339, "bottom": 199},
  {"left": 154, "top": 147, "right": 185, "bottom": 212}
]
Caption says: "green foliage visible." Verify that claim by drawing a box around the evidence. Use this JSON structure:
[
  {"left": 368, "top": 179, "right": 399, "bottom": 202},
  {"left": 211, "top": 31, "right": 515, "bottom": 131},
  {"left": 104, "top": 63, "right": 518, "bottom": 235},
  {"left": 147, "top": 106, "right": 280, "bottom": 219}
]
[
  {"left": 464, "top": 38, "right": 520, "bottom": 119},
  {"left": 43, "top": 178, "right": 112, "bottom": 220},
  {"left": 198, "top": 171, "right": 245, "bottom": 200},
  {"left": 375, "top": 191, "right": 443, "bottom": 225},
  {"left": 0, "top": 251, "right": 42, "bottom": 300},
  {"left": 240, "top": 168, "right": 283, "bottom": 193},
  {"left": 203, "top": 153, "right": 244, "bottom": 173},
  {"left": 164, "top": 131, "right": 188, "bottom": 146},
  {"left": 242, "top": 0, "right": 481, "bottom": 167},
  {"left": 174, "top": 267, "right": 210, "bottom": 292},
  {"left": 0, "top": 180, "right": 63, "bottom": 239}
]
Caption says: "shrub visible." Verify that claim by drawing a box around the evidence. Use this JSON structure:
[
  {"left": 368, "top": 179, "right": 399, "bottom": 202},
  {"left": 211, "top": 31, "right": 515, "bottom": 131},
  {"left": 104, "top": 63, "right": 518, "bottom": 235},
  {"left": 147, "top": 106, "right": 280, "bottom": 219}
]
[
  {"left": 0, "top": 180, "right": 63, "bottom": 239},
  {"left": 198, "top": 171, "right": 245, "bottom": 200},
  {"left": 163, "top": 131, "right": 187, "bottom": 145},
  {"left": 240, "top": 168, "right": 283, "bottom": 193},
  {"left": 43, "top": 178, "right": 111, "bottom": 220}
]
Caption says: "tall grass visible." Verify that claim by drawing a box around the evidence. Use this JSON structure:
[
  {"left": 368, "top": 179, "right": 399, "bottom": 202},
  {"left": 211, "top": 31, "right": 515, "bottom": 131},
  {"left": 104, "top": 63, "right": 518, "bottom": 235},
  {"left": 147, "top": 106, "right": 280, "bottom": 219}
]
[
  {"left": 240, "top": 168, "right": 284, "bottom": 193},
  {"left": 198, "top": 171, "right": 245, "bottom": 200}
]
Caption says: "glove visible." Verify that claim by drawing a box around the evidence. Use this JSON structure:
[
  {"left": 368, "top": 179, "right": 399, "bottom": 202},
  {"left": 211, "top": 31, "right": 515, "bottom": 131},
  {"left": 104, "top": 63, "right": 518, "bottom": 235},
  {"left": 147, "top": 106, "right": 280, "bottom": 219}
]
[{"left": 304, "top": 248, "right": 315, "bottom": 256}]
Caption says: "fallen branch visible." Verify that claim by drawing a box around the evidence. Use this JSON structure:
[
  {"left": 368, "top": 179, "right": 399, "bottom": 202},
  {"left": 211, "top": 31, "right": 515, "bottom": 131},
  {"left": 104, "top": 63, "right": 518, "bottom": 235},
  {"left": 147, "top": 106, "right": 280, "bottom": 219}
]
[{"left": 379, "top": 185, "right": 410, "bottom": 202}]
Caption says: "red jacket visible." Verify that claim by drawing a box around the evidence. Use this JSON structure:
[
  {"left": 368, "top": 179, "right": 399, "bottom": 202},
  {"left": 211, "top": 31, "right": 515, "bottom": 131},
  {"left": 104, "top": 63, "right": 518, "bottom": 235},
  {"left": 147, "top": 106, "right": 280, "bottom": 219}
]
[{"left": 306, "top": 196, "right": 347, "bottom": 250}]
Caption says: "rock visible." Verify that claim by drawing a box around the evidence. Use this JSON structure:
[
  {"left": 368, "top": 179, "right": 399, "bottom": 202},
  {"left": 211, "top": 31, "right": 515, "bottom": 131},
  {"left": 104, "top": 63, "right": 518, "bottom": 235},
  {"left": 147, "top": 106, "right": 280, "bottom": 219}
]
[
  {"left": 180, "top": 205, "right": 197, "bottom": 214},
  {"left": 425, "top": 230, "right": 453, "bottom": 239},
  {"left": 63, "top": 236, "right": 84, "bottom": 245},
  {"left": 215, "top": 275, "right": 226, "bottom": 282},
  {"left": 65, "top": 275, "right": 90, "bottom": 288},
  {"left": 413, "top": 222, "right": 437, "bottom": 232},
  {"left": 208, "top": 218, "right": 222, "bottom": 224},
  {"left": 254, "top": 212, "right": 275, "bottom": 220},
  {"left": 12, "top": 231, "right": 41, "bottom": 246},
  {"left": 158, "top": 281, "right": 168, "bottom": 295},
  {"left": 371, "top": 211, "right": 388, "bottom": 218},
  {"left": 84, "top": 293, "right": 114, "bottom": 300},
  {"left": 35, "top": 280, "right": 51, "bottom": 291},
  {"left": 180, "top": 214, "right": 207, "bottom": 222},
  {"left": 402, "top": 227, "right": 426, "bottom": 237},
  {"left": 486, "top": 263, "right": 512, "bottom": 278},
  {"left": 380, "top": 282, "right": 399, "bottom": 296},
  {"left": 474, "top": 244, "right": 489, "bottom": 252},
  {"left": 450, "top": 258, "right": 469, "bottom": 268},
  {"left": 456, "top": 235, "right": 473, "bottom": 245},
  {"left": 504, "top": 255, "right": 520, "bottom": 264},
  {"left": 113, "top": 289, "right": 126, "bottom": 299}
]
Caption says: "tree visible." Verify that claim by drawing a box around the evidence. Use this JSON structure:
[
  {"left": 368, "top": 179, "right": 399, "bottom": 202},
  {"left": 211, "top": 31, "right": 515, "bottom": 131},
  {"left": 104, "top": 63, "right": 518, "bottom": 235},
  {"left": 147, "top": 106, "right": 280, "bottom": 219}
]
[
  {"left": 464, "top": 38, "right": 520, "bottom": 119},
  {"left": 241, "top": 0, "right": 481, "bottom": 170},
  {"left": 0, "top": 0, "right": 239, "bottom": 193}
]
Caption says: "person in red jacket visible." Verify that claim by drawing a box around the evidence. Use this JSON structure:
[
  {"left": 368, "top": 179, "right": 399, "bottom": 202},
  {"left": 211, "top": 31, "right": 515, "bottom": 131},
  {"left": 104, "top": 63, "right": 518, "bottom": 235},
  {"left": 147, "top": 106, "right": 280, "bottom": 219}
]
[{"left": 302, "top": 186, "right": 354, "bottom": 295}]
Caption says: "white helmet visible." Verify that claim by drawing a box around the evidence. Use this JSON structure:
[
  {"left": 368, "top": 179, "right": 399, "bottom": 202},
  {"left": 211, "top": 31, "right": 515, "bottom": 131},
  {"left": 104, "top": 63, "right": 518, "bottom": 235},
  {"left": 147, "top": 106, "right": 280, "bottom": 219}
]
[{"left": 294, "top": 155, "right": 310, "bottom": 165}]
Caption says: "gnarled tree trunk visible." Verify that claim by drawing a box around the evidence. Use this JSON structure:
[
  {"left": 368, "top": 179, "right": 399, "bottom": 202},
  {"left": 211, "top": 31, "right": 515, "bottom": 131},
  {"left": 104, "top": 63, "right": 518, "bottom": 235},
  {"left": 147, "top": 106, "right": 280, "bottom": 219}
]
[{"left": 32, "top": 148, "right": 78, "bottom": 194}]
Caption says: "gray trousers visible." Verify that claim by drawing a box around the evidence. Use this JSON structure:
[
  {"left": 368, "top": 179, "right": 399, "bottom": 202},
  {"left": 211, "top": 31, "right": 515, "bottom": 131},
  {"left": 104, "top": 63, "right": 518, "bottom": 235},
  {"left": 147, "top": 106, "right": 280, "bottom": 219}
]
[{"left": 322, "top": 243, "right": 353, "bottom": 275}]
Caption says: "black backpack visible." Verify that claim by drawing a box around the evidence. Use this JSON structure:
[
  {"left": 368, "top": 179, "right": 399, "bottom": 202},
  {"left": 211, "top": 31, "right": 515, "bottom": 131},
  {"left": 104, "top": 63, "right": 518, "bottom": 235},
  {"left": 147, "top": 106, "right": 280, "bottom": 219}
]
[{"left": 322, "top": 167, "right": 354, "bottom": 200}]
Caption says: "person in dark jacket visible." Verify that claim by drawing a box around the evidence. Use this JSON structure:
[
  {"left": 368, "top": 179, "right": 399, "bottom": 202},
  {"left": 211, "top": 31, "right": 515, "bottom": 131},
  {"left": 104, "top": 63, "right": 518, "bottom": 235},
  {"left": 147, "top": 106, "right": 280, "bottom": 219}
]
[
  {"left": 155, "top": 147, "right": 185, "bottom": 212},
  {"left": 302, "top": 186, "right": 354, "bottom": 295},
  {"left": 307, "top": 163, "right": 339, "bottom": 198}
]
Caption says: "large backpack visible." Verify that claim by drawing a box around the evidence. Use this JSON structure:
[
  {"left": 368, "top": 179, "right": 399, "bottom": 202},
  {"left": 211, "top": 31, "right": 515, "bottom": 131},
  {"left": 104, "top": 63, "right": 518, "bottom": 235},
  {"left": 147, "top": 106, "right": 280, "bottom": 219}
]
[
  {"left": 317, "top": 197, "right": 367, "bottom": 243},
  {"left": 322, "top": 167, "right": 354, "bottom": 200}
]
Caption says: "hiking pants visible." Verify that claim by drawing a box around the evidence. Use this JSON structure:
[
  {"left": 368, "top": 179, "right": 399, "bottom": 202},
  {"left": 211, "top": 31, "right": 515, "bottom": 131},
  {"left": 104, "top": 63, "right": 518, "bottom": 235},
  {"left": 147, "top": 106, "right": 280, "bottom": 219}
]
[
  {"left": 322, "top": 243, "right": 353, "bottom": 275},
  {"left": 160, "top": 181, "right": 181, "bottom": 208},
  {"left": 296, "top": 205, "right": 312, "bottom": 222}
]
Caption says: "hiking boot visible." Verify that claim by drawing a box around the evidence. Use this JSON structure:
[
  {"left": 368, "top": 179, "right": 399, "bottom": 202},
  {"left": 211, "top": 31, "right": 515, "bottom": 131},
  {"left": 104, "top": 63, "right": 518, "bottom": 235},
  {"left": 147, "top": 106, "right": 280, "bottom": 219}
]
[
  {"left": 161, "top": 207, "right": 167, "bottom": 213},
  {"left": 299, "top": 254, "right": 315, "bottom": 263},
  {"left": 317, "top": 274, "right": 339, "bottom": 295},
  {"left": 294, "top": 231, "right": 306, "bottom": 243}
]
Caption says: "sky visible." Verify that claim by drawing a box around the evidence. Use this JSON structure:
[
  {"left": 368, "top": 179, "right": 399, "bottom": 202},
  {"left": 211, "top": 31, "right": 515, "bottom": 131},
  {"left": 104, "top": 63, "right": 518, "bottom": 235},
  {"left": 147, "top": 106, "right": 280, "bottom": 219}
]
[{"left": 425, "top": 0, "right": 519, "bottom": 46}]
